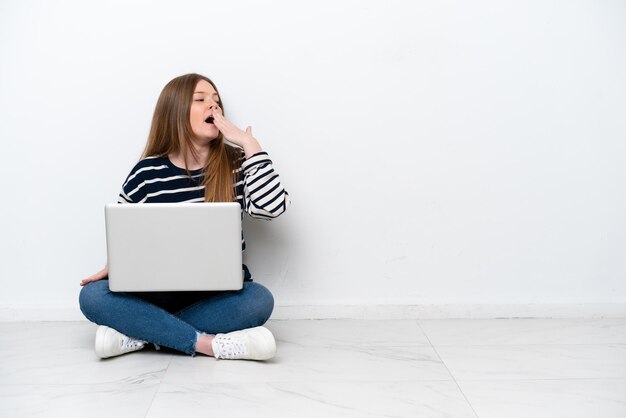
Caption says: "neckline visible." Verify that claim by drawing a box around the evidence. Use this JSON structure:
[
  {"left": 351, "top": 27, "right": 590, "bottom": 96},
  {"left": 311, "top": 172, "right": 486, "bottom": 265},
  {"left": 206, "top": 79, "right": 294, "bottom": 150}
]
[{"left": 165, "top": 155, "right": 204, "bottom": 173}]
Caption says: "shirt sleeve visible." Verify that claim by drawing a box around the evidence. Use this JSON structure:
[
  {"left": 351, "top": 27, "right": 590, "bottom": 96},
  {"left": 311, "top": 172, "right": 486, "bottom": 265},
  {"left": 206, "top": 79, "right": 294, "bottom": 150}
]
[
  {"left": 241, "top": 151, "right": 291, "bottom": 219},
  {"left": 117, "top": 164, "right": 147, "bottom": 204}
]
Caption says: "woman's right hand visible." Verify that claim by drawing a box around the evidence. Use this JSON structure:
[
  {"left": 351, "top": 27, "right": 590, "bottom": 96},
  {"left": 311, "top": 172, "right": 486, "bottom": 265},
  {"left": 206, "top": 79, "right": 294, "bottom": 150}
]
[{"left": 80, "top": 265, "right": 108, "bottom": 286}]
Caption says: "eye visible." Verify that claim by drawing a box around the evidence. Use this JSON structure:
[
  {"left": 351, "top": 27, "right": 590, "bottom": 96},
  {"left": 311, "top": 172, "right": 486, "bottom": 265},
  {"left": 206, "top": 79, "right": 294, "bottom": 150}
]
[{"left": 194, "top": 99, "right": 204, "bottom": 102}]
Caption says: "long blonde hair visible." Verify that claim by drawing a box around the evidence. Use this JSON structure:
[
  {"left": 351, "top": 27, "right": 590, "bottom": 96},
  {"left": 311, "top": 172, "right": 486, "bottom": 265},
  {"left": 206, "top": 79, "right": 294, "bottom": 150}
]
[{"left": 142, "top": 73, "right": 240, "bottom": 202}]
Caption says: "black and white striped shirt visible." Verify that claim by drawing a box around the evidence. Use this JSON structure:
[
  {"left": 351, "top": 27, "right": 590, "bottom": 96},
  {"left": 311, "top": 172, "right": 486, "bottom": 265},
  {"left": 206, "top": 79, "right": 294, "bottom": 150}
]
[{"left": 117, "top": 150, "right": 290, "bottom": 280}]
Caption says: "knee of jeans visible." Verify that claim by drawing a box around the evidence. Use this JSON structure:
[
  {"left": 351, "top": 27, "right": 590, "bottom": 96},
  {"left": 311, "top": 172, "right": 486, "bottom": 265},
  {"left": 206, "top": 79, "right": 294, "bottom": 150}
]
[
  {"left": 250, "top": 283, "right": 274, "bottom": 325},
  {"left": 78, "top": 280, "right": 108, "bottom": 321}
]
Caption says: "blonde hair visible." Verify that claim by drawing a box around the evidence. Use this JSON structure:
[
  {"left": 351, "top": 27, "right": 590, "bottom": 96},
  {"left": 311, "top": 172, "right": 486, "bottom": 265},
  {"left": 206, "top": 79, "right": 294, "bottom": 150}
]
[{"left": 142, "top": 73, "right": 240, "bottom": 202}]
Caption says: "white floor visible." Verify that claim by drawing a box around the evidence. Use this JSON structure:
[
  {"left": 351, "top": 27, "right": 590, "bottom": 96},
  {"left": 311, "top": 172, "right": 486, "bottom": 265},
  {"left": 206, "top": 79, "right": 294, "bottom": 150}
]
[{"left": 1, "top": 319, "right": 625, "bottom": 418}]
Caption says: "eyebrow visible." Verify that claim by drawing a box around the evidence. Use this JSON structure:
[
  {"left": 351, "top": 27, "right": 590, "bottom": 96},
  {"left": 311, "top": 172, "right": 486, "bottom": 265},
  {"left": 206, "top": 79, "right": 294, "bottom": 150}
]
[{"left": 194, "top": 91, "right": 219, "bottom": 97}]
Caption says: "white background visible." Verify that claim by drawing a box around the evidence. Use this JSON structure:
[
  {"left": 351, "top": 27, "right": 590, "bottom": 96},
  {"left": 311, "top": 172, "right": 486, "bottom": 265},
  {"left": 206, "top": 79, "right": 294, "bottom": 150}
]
[{"left": 1, "top": 0, "right": 625, "bottom": 318}]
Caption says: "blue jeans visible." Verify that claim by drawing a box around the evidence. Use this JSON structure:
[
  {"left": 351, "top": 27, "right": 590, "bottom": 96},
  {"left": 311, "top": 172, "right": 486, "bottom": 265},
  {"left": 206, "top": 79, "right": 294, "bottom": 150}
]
[{"left": 79, "top": 280, "right": 274, "bottom": 355}]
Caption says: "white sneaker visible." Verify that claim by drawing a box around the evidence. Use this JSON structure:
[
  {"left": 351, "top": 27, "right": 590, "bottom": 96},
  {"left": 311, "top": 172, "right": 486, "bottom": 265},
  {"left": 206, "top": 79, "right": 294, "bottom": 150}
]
[
  {"left": 95, "top": 326, "right": 146, "bottom": 359},
  {"left": 211, "top": 326, "right": 276, "bottom": 360}
]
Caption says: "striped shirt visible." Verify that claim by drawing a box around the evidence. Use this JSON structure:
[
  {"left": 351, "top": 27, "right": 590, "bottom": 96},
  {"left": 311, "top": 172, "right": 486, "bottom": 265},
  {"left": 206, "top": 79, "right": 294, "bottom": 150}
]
[{"left": 117, "top": 150, "right": 290, "bottom": 281}]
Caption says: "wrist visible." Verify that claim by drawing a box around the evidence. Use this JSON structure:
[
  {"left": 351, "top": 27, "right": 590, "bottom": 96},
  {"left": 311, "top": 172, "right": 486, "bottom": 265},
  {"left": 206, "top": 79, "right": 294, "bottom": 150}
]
[{"left": 241, "top": 136, "right": 262, "bottom": 158}]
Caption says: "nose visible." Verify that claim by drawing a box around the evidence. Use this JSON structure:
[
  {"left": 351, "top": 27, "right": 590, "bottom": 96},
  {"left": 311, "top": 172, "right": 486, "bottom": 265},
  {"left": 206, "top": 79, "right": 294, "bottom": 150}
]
[{"left": 208, "top": 102, "right": 221, "bottom": 115}]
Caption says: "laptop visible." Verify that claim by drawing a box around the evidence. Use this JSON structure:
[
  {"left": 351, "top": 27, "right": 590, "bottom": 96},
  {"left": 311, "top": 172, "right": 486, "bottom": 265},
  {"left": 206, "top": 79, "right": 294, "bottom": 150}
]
[{"left": 105, "top": 202, "right": 243, "bottom": 292}]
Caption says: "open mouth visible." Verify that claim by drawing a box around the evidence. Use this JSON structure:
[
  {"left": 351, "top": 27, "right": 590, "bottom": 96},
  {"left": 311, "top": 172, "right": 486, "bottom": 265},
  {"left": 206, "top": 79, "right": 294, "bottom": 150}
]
[{"left": 204, "top": 116, "right": 214, "bottom": 124}]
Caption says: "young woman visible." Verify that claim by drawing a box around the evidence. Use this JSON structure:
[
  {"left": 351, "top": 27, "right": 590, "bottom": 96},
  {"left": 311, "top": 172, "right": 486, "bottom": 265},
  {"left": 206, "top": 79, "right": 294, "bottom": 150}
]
[{"left": 79, "top": 73, "right": 290, "bottom": 360}]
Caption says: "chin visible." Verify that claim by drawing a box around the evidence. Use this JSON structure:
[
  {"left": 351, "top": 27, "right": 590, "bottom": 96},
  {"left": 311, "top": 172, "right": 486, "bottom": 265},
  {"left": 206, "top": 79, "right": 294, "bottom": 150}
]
[{"left": 193, "top": 131, "right": 218, "bottom": 143}]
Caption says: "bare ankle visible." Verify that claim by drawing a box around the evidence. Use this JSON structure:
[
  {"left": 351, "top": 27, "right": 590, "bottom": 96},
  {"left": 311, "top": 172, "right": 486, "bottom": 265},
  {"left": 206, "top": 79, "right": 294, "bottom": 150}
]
[{"left": 195, "top": 334, "right": 215, "bottom": 357}]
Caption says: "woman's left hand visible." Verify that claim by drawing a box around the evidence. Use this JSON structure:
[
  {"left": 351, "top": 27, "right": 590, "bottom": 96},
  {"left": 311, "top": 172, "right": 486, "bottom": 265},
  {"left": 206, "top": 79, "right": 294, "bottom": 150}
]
[{"left": 211, "top": 109, "right": 262, "bottom": 157}]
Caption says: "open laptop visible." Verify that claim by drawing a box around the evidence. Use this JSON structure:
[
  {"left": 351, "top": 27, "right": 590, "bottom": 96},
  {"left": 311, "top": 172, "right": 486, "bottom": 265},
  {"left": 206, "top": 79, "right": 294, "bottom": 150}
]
[{"left": 105, "top": 202, "right": 243, "bottom": 292}]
